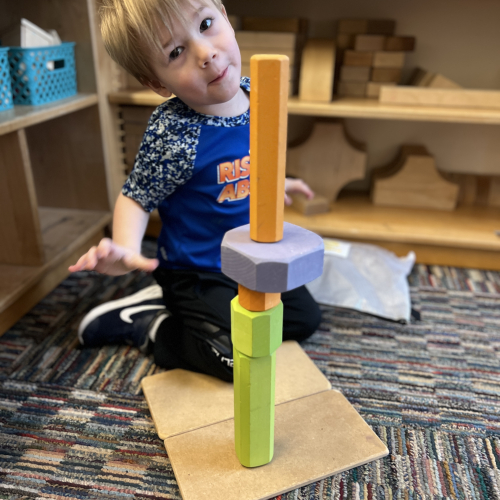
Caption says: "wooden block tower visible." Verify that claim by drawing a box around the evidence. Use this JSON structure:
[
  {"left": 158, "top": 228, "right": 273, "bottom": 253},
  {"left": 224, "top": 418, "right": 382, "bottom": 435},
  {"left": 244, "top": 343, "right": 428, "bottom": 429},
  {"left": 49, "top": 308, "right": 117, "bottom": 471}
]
[{"left": 221, "top": 55, "right": 324, "bottom": 467}]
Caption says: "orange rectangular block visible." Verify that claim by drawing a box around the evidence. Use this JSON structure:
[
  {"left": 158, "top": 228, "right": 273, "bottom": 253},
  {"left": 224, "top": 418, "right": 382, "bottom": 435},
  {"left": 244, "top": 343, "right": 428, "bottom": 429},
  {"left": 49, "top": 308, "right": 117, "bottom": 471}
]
[
  {"left": 250, "top": 55, "right": 289, "bottom": 243},
  {"left": 238, "top": 285, "right": 281, "bottom": 312}
]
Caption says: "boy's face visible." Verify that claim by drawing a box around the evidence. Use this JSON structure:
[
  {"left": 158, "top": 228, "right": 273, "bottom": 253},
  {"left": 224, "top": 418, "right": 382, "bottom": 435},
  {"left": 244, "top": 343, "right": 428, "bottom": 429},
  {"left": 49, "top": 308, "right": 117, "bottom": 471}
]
[{"left": 146, "top": 1, "right": 243, "bottom": 114}]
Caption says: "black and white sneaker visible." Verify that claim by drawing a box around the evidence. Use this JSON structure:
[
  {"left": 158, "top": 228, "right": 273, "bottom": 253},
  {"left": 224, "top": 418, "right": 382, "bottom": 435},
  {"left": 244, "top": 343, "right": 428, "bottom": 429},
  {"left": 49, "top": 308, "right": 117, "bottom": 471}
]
[{"left": 78, "top": 284, "right": 168, "bottom": 350}]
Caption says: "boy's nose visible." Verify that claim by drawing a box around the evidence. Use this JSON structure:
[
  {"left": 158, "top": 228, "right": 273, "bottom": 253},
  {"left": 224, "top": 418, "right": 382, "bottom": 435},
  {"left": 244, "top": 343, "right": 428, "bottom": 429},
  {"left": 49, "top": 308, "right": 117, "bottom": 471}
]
[{"left": 195, "top": 42, "right": 217, "bottom": 67}]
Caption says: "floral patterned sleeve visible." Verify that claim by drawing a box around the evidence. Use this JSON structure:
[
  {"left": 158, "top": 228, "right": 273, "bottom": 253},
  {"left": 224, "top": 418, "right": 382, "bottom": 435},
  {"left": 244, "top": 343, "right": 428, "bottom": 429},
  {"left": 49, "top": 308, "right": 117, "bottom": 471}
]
[{"left": 121, "top": 100, "right": 200, "bottom": 213}]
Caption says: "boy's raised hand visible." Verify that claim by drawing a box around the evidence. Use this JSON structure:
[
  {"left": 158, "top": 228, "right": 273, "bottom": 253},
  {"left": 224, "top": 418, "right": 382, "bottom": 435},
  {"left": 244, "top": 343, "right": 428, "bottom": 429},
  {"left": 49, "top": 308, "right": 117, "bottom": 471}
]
[
  {"left": 284, "top": 177, "right": 314, "bottom": 206},
  {"left": 68, "top": 238, "right": 159, "bottom": 276}
]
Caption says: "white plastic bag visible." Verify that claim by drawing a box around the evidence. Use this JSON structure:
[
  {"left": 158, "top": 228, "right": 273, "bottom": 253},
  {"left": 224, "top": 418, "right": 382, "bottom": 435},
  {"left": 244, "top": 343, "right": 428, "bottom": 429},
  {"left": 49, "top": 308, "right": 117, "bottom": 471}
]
[{"left": 306, "top": 239, "right": 415, "bottom": 323}]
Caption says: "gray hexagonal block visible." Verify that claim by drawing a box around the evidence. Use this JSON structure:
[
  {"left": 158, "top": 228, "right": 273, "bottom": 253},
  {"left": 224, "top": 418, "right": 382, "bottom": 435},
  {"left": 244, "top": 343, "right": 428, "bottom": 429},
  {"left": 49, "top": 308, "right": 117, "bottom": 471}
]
[{"left": 221, "top": 222, "right": 324, "bottom": 293}]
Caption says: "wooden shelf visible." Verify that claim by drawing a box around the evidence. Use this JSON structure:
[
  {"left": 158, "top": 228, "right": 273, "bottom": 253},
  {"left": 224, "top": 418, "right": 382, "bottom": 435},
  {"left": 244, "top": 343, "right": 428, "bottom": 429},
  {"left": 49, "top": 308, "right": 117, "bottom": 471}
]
[
  {"left": 0, "top": 93, "right": 99, "bottom": 136},
  {"left": 107, "top": 89, "right": 500, "bottom": 124},
  {"left": 287, "top": 97, "right": 500, "bottom": 124},
  {"left": 0, "top": 207, "right": 111, "bottom": 334},
  {"left": 284, "top": 194, "right": 500, "bottom": 269}
]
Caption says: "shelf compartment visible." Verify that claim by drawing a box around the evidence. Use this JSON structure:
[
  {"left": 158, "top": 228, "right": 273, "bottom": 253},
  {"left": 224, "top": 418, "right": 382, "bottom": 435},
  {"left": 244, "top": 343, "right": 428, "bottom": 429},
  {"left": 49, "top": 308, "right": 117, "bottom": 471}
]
[
  {"left": 107, "top": 89, "right": 500, "bottom": 124},
  {"left": 0, "top": 207, "right": 111, "bottom": 334},
  {"left": 0, "top": 93, "right": 98, "bottom": 136},
  {"left": 284, "top": 194, "right": 500, "bottom": 270}
]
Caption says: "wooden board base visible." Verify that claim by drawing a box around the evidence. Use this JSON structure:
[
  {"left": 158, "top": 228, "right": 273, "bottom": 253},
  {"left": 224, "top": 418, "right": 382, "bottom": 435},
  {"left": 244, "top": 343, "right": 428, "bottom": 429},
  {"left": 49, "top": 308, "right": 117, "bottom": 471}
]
[
  {"left": 142, "top": 341, "right": 331, "bottom": 440},
  {"left": 142, "top": 341, "right": 387, "bottom": 500},
  {"left": 165, "top": 390, "right": 388, "bottom": 500}
]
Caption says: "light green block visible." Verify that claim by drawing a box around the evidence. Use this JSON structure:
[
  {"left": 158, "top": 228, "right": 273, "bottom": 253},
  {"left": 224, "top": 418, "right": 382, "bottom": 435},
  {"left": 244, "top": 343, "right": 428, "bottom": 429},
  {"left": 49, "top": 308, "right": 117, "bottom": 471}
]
[
  {"left": 233, "top": 347, "right": 276, "bottom": 467},
  {"left": 231, "top": 297, "right": 283, "bottom": 358}
]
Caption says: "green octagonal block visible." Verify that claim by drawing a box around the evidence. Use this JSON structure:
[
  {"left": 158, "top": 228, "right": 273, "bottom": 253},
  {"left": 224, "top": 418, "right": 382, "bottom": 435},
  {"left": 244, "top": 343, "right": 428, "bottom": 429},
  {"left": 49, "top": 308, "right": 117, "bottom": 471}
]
[{"left": 231, "top": 297, "right": 283, "bottom": 358}]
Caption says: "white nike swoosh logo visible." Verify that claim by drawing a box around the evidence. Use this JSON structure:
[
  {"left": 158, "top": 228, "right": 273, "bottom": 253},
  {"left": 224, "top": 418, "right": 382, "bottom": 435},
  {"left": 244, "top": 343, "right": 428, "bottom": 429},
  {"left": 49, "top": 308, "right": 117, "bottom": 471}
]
[{"left": 120, "top": 305, "right": 165, "bottom": 324}]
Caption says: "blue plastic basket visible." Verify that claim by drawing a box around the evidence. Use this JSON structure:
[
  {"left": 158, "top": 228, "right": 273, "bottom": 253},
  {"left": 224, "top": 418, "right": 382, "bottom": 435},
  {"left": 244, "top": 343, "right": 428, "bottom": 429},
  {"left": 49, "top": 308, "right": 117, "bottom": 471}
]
[
  {"left": 0, "top": 47, "right": 13, "bottom": 111},
  {"left": 8, "top": 42, "right": 77, "bottom": 105}
]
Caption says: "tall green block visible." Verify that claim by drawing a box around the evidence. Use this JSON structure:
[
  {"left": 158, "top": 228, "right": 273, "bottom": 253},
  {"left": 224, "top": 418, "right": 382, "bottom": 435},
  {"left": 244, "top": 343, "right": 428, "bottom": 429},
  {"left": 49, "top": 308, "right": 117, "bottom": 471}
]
[
  {"left": 231, "top": 296, "right": 283, "bottom": 467},
  {"left": 231, "top": 297, "right": 283, "bottom": 358},
  {"left": 233, "top": 347, "right": 276, "bottom": 467}
]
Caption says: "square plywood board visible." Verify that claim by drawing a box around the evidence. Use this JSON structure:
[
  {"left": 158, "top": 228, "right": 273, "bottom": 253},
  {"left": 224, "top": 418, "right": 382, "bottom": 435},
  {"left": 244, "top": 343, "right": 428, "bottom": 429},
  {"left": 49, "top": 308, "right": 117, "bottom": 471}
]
[
  {"left": 165, "top": 389, "right": 388, "bottom": 500},
  {"left": 142, "top": 340, "right": 331, "bottom": 439}
]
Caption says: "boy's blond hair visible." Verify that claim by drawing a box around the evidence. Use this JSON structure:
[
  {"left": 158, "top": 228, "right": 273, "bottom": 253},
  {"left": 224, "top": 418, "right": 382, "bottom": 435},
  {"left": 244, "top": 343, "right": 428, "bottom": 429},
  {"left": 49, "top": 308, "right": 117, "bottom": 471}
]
[{"left": 99, "top": 0, "right": 224, "bottom": 83}]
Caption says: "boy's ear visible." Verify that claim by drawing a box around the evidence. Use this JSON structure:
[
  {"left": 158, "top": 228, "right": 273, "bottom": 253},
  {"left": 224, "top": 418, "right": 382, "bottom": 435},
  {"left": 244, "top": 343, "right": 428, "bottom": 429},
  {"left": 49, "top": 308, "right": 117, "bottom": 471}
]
[{"left": 142, "top": 78, "right": 173, "bottom": 98}]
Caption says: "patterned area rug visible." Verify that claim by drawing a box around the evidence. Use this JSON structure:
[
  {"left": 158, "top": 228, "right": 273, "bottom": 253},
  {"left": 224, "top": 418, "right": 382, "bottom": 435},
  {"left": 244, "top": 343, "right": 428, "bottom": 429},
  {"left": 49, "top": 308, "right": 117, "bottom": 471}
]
[{"left": 0, "top": 239, "right": 499, "bottom": 499}]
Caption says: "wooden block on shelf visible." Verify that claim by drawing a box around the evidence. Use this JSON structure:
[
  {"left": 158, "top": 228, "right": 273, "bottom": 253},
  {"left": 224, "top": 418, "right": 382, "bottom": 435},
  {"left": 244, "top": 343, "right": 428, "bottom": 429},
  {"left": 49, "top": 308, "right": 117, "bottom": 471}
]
[
  {"left": 372, "top": 51, "right": 405, "bottom": 68},
  {"left": 299, "top": 39, "right": 336, "bottom": 102},
  {"left": 290, "top": 193, "right": 330, "bottom": 216},
  {"left": 337, "top": 19, "right": 395, "bottom": 35},
  {"left": 366, "top": 81, "right": 396, "bottom": 98},
  {"left": 287, "top": 120, "right": 367, "bottom": 204},
  {"left": 371, "top": 145, "right": 459, "bottom": 210},
  {"left": 336, "top": 34, "right": 355, "bottom": 50},
  {"left": 384, "top": 36, "right": 416, "bottom": 52},
  {"left": 371, "top": 67, "right": 402, "bottom": 83},
  {"left": 409, "top": 68, "right": 462, "bottom": 88},
  {"left": 445, "top": 173, "right": 500, "bottom": 208},
  {"left": 379, "top": 86, "right": 500, "bottom": 109},
  {"left": 337, "top": 82, "right": 367, "bottom": 97},
  {"left": 343, "top": 50, "right": 373, "bottom": 66},
  {"left": 340, "top": 65, "right": 371, "bottom": 82},
  {"left": 235, "top": 31, "right": 297, "bottom": 50},
  {"left": 354, "top": 34, "right": 386, "bottom": 51},
  {"left": 242, "top": 17, "right": 308, "bottom": 34}
]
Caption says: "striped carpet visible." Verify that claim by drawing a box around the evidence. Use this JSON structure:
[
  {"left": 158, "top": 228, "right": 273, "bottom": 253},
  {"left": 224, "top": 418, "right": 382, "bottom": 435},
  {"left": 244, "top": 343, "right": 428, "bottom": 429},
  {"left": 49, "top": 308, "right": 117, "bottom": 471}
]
[{"left": 0, "top": 241, "right": 499, "bottom": 499}]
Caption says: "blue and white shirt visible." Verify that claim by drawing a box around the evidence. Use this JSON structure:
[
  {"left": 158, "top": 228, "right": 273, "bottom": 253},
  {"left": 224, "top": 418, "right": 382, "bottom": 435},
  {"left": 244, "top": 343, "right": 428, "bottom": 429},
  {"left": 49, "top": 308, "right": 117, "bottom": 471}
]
[{"left": 122, "top": 77, "right": 251, "bottom": 272}]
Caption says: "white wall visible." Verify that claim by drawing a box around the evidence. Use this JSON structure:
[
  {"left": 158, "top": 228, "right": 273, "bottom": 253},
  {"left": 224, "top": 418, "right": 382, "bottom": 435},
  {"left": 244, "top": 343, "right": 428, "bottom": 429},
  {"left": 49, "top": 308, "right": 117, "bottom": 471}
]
[{"left": 226, "top": 0, "right": 500, "bottom": 180}]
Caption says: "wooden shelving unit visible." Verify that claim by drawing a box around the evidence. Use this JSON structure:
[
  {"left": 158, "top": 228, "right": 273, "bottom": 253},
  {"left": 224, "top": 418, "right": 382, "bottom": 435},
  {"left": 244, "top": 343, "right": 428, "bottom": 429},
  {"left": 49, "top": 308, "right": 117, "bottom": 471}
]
[
  {"left": 284, "top": 194, "right": 500, "bottom": 270},
  {"left": 0, "top": 0, "right": 114, "bottom": 334}
]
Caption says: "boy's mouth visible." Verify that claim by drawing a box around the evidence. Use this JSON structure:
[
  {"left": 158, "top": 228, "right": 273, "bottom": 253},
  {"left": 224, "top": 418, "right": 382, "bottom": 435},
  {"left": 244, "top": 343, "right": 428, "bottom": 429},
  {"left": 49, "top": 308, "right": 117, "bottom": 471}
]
[{"left": 210, "top": 67, "right": 228, "bottom": 84}]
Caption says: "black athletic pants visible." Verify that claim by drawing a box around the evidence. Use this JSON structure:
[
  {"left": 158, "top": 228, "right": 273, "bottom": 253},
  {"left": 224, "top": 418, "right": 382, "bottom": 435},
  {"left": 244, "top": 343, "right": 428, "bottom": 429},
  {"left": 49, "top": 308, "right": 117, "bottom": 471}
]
[{"left": 152, "top": 268, "right": 322, "bottom": 382}]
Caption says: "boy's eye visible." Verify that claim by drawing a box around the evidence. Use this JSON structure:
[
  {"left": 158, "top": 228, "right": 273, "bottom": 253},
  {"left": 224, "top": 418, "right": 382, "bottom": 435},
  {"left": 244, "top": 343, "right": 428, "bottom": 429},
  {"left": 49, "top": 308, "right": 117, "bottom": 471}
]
[
  {"left": 169, "top": 47, "right": 184, "bottom": 60},
  {"left": 200, "top": 17, "right": 213, "bottom": 32}
]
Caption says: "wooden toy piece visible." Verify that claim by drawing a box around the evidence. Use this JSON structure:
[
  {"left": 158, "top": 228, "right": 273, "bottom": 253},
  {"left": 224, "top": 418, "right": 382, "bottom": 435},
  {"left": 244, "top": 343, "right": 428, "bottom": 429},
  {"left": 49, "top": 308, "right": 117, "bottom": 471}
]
[
  {"left": 286, "top": 120, "right": 367, "bottom": 204},
  {"left": 343, "top": 50, "right": 373, "bottom": 66},
  {"left": 290, "top": 192, "right": 330, "bottom": 215},
  {"left": 354, "top": 34, "right": 386, "bottom": 51},
  {"left": 250, "top": 55, "right": 289, "bottom": 243},
  {"left": 379, "top": 86, "right": 500, "bottom": 109},
  {"left": 233, "top": 348, "right": 276, "bottom": 467},
  {"left": 141, "top": 341, "right": 332, "bottom": 440},
  {"left": 241, "top": 17, "right": 308, "bottom": 34},
  {"left": 236, "top": 33, "right": 297, "bottom": 96},
  {"left": 371, "top": 145, "right": 460, "bottom": 210},
  {"left": 298, "top": 39, "right": 336, "bottom": 102},
  {"left": 231, "top": 297, "right": 283, "bottom": 359},
  {"left": 445, "top": 173, "right": 500, "bottom": 208},
  {"left": 366, "top": 81, "right": 395, "bottom": 98},
  {"left": 231, "top": 297, "right": 284, "bottom": 467},
  {"left": 337, "top": 19, "right": 395, "bottom": 35},
  {"left": 372, "top": 51, "right": 405, "bottom": 68},
  {"left": 371, "top": 67, "right": 402, "bottom": 83},
  {"left": 384, "top": 36, "right": 416, "bottom": 51},
  {"left": 337, "top": 82, "right": 367, "bottom": 97},
  {"left": 221, "top": 222, "right": 324, "bottom": 293},
  {"left": 409, "top": 68, "right": 462, "bottom": 89},
  {"left": 336, "top": 33, "right": 355, "bottom": 50},
  {"left": 238, "top": 284, "right": 281, "bottom": 312},
  {"left": 339, "top": 66, "right": 371, "bottom": 82}
]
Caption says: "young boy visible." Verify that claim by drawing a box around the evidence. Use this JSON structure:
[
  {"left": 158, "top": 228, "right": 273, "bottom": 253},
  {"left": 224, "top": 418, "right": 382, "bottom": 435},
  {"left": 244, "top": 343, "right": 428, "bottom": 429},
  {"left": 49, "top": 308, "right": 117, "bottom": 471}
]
[{"left": 69, "top": 0, "right": 321, "bottom": 382}]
